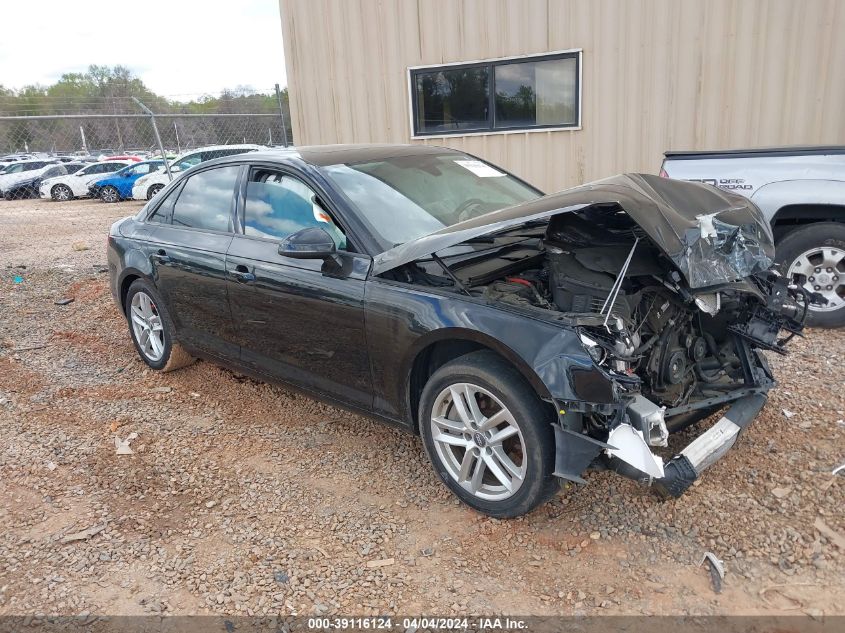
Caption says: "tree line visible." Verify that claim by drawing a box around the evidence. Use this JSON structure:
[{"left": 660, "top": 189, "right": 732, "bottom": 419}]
[{"left": 0, "top": 65, "right": 293, "bottom": 153}]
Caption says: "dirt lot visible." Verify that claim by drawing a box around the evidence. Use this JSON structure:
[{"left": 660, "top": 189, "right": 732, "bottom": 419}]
[{"left": 1, "top": 197, "right": 843, "bottom": 618}]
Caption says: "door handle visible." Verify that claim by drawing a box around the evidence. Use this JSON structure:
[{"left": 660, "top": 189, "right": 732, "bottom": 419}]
[
  {"left": 151, "top": 249, "right": 172, "bottom": 264},
  {"left": 229, "top": 265, "right": 255, "bottom": 283}
]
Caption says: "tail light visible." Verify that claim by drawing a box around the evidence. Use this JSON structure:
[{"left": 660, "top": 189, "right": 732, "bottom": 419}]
[{"left": 659, "top": 167, "right": 669, "bottom": 178}]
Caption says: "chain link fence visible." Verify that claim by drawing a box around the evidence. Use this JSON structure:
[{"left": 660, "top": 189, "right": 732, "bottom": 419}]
[
  {"left": 0, "top": 89, "right": 292, "bottom": 200},
  {"left": 0, "top": 112, "right": 291, "bottom": 156}
]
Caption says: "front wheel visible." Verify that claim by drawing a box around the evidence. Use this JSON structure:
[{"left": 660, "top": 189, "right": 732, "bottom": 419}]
[
  {"left": 146, "top": 183, "right": 164, "bottom": 200},
  {"left": 419, "top": 350, "right": 558, "bottom": 518},
  {"left": 100, "top": 185, "right": 120, "bottom": 203},
  {"left": 51, "top": 184, "right": 73, "bottom": 201},
  {"left": 776, "top": 223, "right": 845, "bottom": 328}
]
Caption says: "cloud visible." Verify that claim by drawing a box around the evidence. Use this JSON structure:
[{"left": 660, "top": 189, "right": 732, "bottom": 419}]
[{"left": 0, "top": 0, "right": 287, "bottom": 95}]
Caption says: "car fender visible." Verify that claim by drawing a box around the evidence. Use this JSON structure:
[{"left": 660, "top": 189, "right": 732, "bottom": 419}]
[
  {"left": 112, "top": 247, "right": 156, "bottom": 314},
  {"left": 368, "top": 282, "right": 611, "bottom": 423},
  {"left": 751, "top": 179, "right": 845, "bottom": 224},
  {"left": 402, "top": 326, "right": 555, "bottom": 403}
]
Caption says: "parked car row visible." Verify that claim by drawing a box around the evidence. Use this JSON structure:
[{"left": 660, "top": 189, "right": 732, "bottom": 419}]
[{"left": 0, "top": 145, "right": 262, "bottom": 202}]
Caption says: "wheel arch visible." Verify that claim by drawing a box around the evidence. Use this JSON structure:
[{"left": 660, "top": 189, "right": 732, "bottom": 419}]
[
  {"left": 117, "top": 258, "right": 155, "bottom": 316},
  {"left": 404, "top": 328, "right": 553, "bottom": 433},
  {"left": 750, "top": 179, "right": 845, "bottom": 240},
  {"left": 771, "top": 202, "right": 845, "bottom": 235}
]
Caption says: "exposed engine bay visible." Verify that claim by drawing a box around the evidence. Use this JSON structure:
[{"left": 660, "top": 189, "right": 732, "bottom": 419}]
[
  {"left": 379, "top": 174, "right": 819, "bottom": 496},
  {"left": 480, "top": 206, "right": 808, "bottom": 414}
]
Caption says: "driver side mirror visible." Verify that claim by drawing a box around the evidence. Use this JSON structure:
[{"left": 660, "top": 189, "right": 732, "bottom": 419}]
[
  {"left": 170, "top": 166, "right": 182, "bottom": 173},
  {"left": 278, "top": 226, "right": 337, "bottom": 259}
]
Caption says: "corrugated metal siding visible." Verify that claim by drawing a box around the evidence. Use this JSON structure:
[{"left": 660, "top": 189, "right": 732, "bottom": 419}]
[{"left": 279, "top": 0, "right": 845, "bottom": 192}]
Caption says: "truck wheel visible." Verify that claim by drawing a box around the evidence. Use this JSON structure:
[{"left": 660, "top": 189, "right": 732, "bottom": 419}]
[{"left": 776, "top": 223, "right": 845, "bottom": 328}]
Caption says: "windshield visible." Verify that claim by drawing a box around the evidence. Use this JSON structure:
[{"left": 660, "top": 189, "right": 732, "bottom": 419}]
[{"left": 320, "top": 152, "right": 541, "bottom": 248}]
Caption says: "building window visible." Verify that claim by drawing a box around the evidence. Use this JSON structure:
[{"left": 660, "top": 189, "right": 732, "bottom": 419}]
[{"left": 410, "top": 50, "right": 580, "bottom": 136}]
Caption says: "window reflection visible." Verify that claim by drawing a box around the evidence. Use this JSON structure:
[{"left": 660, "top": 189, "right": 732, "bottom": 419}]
[
  {"left": 244, "top": 171, "right": 347, "bottom": 249},
  {"left": 171, "top": 165, "right": 239, "bottom": 232}
]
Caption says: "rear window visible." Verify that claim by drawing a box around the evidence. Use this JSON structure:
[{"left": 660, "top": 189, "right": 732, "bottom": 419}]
[{"left": 171, "top": 165, "right": 240, "bottom": 232}]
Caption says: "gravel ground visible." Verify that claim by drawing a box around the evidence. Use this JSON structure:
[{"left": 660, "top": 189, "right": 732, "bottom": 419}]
[{"left": 0, "top": 197, "right": 843, "bottom": 618}]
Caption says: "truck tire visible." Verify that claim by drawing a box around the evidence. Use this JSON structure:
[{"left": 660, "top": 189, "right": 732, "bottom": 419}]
[{"left": 775, "top": 222, "right": 845, "bottom": 328}]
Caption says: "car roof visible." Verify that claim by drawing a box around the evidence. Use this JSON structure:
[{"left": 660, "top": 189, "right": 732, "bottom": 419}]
[
  {"left": 175, "top": 143, "right": 263, "bottom": 156},
  {"left": 214, "top": 143, "right": 460, "bottom": 168}
]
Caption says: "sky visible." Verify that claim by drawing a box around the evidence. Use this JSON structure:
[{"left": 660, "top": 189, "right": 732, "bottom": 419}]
[{"left": 0, "top": 0, "right": 287, "bottom": 97}]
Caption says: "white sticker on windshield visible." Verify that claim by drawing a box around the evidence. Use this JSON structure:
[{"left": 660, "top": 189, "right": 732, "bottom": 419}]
[{"left": 454, "top": 159, "right": 505, "bottom": 178}]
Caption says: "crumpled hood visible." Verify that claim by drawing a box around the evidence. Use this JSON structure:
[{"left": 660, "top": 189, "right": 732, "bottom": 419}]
[{"left": 372, "top": 173, "right": 774, "bottom": 288}]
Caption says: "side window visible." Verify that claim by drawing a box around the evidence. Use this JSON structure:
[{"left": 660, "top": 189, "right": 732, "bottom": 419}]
[
  {"left": 43, "top": 166, "right": 66, "bottom": 178},
  {"left": 147, "top": 184, "right": 181, "bottom": 224},
  {"left": 171, "top": 165, "right": 239, "bottom": 232},
  {"left": 174, "top": 153, "right": 202, "bottom": 171},
  {"left": 243, "top": 169, "right": 347, "bottom": 250}
]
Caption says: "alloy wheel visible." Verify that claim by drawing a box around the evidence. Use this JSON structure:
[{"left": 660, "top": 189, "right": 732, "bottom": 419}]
[
  {"left": 130, "top": 291, "right": 165, "bottom": 362},
  {"left": 787, "top": 246, "right": 845, "bottom": 312},
  {"left": 430, "top": 382, "right": 526, "bottom": 501},
  {"left": 53, "top": 185, "right": 71, "bottom": 201},
  {"left": 102, "top": 187, "right": 119, "bottom": 203}
]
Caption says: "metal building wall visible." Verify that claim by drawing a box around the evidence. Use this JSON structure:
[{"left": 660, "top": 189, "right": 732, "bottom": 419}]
[{"left": 279, "top": 0, "right": 845, "bottom": 192}]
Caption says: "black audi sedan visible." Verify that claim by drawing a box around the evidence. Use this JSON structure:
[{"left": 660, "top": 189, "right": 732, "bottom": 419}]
[{"left": 108, "top": 144, "right": 808, "bottom": 517}]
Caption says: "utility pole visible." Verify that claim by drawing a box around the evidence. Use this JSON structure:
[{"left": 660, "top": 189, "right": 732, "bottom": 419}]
[
  {"left": 79, "top": 126, "right": 88, "bottom": 154},
  {"left": 275, "top": 83, "right": 289, "bottom": 147},
  {"left": 132, "top": 97, "right": 172, "bottom": 181},
  {"left": 112, "top": 99, "right": 124, "bottom": 152},
  {"left": 174, "top": 122, "right": 181, "bottom": 154}
]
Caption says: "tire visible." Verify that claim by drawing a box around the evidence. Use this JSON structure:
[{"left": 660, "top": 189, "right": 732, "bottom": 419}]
[
  {"left": 51, "top": 184, "right": 73, "bottom": 201},
  {"left": 775, "top": 222, "right": 845, "bottom": 328},
  {"left": 146, "top": 183, "right": 164, "bottom": 200},
  {"left": 124, "top": 279, "right": 195, "bottom": 372},
  {"left": 100, "top": 185, "right": 120, "bottom": 203},
  {"left": 3, "top": 190, "right": 13, "bottom": 201},
  {"left": 418, "top": 350, "right": 558, "bottom": 518}
]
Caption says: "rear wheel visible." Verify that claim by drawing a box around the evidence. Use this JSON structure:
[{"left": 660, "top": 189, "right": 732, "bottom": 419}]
[
  {"left": 124, "top": 279, "right": 195, "bottom": 372},
  {"left": 100, "top": 185, "right": 120, "bottom": 203},
  {"left": 146, "top": 183, "right": 164, "bottom": 200},
  {"left": 419, "top": 350, "right": 558, "bottom": 518},
  {"left": 776, "top": 223, "right": 845, "bottom": 328},
  {"left": 51, "top": 184, "right": 73, "bottom": 201}
]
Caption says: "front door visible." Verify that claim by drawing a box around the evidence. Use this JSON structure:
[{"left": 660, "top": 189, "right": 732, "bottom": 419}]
[
  {"left": 147, "top": 164, "right": 241, "bottom": 358},
  {"left": 225, "top": 167, "right": 373, "bottom": 408}
]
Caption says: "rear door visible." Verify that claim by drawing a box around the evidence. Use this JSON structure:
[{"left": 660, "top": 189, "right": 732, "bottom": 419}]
[
  {"left": 147, "top": 164, "right": 242, "bottom": 358},
  {"left": 225, "top": 164, "right": 373, "bottom": 407}
]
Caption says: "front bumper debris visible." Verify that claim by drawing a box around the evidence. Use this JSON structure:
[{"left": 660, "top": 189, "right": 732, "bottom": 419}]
[
  {"left": 554, "top": 393, "right": 768, "bottom": 498},
  {"left": 653, "top": 393, "right": 767, "bottom": 497}
]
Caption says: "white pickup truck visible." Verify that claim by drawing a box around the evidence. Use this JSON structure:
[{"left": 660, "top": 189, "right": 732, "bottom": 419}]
[{"left": 661, "top": 146, "right": 845, "bottom": 327}]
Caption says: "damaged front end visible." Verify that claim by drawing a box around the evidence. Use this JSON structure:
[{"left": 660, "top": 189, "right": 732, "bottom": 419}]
[
  {"left": 375, "top": 174, "right": 815, "bottom": 498},
  {"left": 540, "top": 176, "right": 811, "bottom": 496}
]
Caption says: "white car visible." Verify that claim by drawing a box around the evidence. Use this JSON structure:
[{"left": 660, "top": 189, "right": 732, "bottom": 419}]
[
  {"left": 131, "top": 144, "right": 264, "bottom": 200},
  {"left": 0, "top": 160, "right": 61, "bottom": 197},
  {"left": 39, "top": 160, "right": 133, "bottom": 201}
]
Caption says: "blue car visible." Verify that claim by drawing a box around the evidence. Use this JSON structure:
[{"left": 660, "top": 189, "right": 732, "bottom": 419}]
[{"left": 91, "top": 160, "right": 164, "bottom": 202}]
